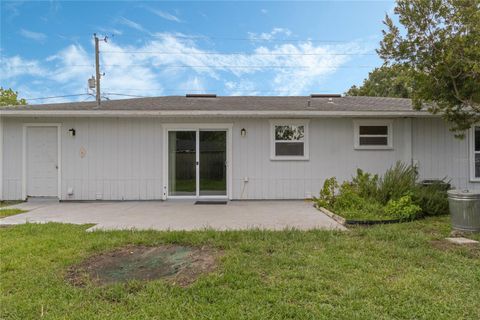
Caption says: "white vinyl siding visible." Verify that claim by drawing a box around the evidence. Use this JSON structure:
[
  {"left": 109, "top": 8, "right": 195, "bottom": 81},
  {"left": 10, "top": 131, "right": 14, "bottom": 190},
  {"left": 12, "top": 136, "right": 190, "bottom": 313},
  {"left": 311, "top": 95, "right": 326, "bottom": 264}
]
[
  {"left": 3, "top": 117, "right": 479, "bottom": 201},
  {"left": 270, "top": 120, "right": 309, "bottom": 160},
  {"left": 354, "top": 120, "right": 393, "bottom": 149},
  {"left": 470, "top": 126, "right": 480, "bottom": 181}
]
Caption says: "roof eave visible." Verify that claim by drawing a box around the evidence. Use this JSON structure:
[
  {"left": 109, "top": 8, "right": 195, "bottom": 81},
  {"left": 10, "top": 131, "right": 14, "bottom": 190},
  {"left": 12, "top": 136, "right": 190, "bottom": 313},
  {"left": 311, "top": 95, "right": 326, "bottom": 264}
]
[{"left": 0, "top": 109, "right": 436, "bottom": 118}]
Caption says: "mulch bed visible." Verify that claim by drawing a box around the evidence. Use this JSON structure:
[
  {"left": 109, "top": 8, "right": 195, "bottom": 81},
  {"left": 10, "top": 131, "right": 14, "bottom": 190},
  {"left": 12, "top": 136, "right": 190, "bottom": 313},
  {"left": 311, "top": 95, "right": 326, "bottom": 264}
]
[{"left": 67, "top": 245, "right": 222, "bottom": 287}]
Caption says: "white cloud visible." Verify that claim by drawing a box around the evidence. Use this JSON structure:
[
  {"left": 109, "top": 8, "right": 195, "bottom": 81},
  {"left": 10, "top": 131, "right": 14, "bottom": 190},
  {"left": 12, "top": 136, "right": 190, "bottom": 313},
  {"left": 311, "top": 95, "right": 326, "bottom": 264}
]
[
  {"left": 97, "top": 27, "right": 123, "bottom": 36},
  {"left": 0, "top": 56, "right": 45, "bottom": 79},
  {"left": 118, "top": 17, "right": 148, "bottom": 33},
  {"left": 147, "top": 8, "right": 182, "bottom": 23},
  {"left": 46, "top": 44, "right": 91, "bottom": 82},
  {"left": 225, "top": 80, "right": 260, "bottom": 96},
  {"left": 3, "top": 31, "right": 371, "bottom": 101},
  {"left": 260, "top": 9, "right": 268, "bottom": 15},
  {"left": 20, "top": 29, "right": 47, "bottom": 43},
  {"left": 248, "top": 28, "right": 292, "bottom": 41}
]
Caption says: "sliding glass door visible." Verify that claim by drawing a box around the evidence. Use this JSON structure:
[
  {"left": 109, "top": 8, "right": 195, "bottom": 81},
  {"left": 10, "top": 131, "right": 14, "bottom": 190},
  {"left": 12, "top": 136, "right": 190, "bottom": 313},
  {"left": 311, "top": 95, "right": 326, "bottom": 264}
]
[
  {"left": 168, "top": 131, "right": 196, "bottom": 196},
  {"left": 167, "top": 129, "right": 227, "bottom": 198},
  {"left": 199, "top": 131, "right": 227, "bottom": 196}
]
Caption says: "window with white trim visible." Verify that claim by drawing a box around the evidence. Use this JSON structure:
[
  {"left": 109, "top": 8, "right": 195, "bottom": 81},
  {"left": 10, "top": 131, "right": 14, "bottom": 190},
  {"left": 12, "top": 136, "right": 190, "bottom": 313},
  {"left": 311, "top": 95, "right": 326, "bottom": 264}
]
[
  {"left": 471, "top": 126, "right": 480, "bottom": 180},
  {"left": 354, "top": 120, "right": 393, "bottom": 149},
  {"left": 270, "top": 120, "right": 309, "bottom": 160}
]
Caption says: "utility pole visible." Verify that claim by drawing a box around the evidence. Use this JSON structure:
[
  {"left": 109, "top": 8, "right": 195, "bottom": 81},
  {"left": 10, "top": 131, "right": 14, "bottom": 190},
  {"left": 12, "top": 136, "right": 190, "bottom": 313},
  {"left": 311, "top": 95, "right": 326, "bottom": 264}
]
[{"left": 94, "top": 33, "right": 101, "bottom": 107}]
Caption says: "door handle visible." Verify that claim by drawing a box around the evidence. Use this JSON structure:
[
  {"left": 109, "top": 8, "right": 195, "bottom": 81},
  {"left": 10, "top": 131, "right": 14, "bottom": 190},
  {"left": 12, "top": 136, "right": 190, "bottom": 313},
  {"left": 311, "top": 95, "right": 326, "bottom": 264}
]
[{"left": 55, "top": 165, "right": 58, "bottom": 169}]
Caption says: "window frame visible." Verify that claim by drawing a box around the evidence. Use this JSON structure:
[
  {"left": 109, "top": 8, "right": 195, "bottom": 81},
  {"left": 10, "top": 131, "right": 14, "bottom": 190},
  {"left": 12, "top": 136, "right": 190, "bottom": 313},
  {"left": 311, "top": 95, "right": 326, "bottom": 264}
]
[
  {"left": 469, "top": 125, "right": 480, "bottom": 182},
  {"left": 270, "top": 120, "right": 309, "bottom": 161},
  {"left": 353, "top": 119, "right": 393, "bottom": 150}
]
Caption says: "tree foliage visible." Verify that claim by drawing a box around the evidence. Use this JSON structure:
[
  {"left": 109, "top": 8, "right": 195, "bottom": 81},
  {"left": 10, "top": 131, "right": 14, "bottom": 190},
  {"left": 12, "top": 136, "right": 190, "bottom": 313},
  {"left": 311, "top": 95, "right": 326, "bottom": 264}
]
[
  {"left": 345, "top": 65, "right": 414, "bottom": 98},
  {"left": 0, "top": 87, "right": 27, "bottom": 106},
  {"left": 378, "top": 0, "right": 480, "bottom": 135}
]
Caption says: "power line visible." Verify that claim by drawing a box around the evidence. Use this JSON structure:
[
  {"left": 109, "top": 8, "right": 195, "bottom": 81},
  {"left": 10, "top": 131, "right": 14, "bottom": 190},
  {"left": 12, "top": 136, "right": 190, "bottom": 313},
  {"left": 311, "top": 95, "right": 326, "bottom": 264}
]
[
  {"left": 103, "top": 92, "right": 149, "bottom": 98},
  {"left": 153, "top": 34, "right": 353, "bottom": 43},
  {"left": 59, "top": 33, "right": 358, "bottom": 43},
  {"left": 103, "top": 88, "right": 336, "bottom": 94},
  {"left": 65, "top": 64, "right": 377, "bottom": 69},
  {"left": 100, "top": 51, "right": 376, "bottom": 56},
  {"left": 25, "top": 93, "right": 91, "bottom": 101}
]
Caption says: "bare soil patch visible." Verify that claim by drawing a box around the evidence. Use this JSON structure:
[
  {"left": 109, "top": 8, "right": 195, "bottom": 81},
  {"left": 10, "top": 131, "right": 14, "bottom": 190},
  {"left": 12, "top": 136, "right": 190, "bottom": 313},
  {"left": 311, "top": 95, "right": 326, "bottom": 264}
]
[
  {"left": 431, "top": 240, "right": 480, "bottom": 259},
  {"left": 67, "top": 245, "right": 222, "bottom": 287}
]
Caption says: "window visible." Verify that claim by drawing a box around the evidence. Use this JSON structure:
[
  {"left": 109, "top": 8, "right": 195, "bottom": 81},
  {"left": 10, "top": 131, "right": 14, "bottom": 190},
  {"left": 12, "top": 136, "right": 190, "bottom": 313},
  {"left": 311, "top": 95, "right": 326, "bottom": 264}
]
[
  {"left": 471, "top": 126, "right": 480, "bottom": 181},
  {"left": 354, "top": 120, "right": 393, "bottom": 149},
  {"left": 270, "top": 120, "right": 309, "bottom": 160}
]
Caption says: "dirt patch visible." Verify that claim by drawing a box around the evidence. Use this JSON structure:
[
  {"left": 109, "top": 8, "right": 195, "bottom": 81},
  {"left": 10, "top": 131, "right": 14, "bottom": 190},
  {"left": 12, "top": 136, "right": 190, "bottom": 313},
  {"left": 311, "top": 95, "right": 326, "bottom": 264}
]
[
  {"left": 67, "top": 245, "right": 222, "bottom": 287},
  {"left": 431, "top": 240, "right": 480, "bottom": 259}
]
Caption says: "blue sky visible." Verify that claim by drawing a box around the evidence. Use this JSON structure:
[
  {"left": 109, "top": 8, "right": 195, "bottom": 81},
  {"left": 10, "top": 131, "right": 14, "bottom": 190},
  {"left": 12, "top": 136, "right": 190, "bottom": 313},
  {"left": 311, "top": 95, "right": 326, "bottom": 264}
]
[{"left": 1, "top": 1, "right": 396, "bottom": 103}]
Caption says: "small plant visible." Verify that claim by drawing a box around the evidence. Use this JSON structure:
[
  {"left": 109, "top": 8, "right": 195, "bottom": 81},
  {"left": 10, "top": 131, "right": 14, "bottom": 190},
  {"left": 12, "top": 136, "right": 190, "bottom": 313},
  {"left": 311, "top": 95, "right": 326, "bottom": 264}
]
[
  {"left": 384, "top": 195, "right": 422, "bottom": 221},
  {"left": 351, "top": 168, "right": 379, "bottom": 200},
  {"left": 315, "top": 177, "right": 338, "bottom": 208},
  {"left": 316, "top": 162, "right": 449, "bottom": 222},
  {"left": 332, "top": 183, "right": 385, "bottom": 219},
  {"left": 377, "top": 162, "right": 417, "bottom": 204},
  {"left": 412, "top": 182, "right": 450, "bottom": 216}
]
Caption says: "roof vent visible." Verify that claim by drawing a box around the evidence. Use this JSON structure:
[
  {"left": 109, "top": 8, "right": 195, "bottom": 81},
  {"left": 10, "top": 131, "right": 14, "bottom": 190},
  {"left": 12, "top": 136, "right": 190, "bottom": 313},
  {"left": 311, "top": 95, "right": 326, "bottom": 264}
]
[
  {"left": 310, "top": 94, "right": 341, "bottom": 98},
  {"left": 186, "top": 93, "right": 217, "bottom": 98}
]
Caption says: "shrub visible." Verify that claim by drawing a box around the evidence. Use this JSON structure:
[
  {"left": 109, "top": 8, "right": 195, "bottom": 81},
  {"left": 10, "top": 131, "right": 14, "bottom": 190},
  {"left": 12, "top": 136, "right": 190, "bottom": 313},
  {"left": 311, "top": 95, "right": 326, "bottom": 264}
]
[
  {"left": 377, "top": 162, "right": 417, "bottom": 204},
  {"left": 384, "top": 195, "right": 422, "bottom": 221},
  {"left": 412, "top": 183, "right": 450, "bottom": 216},
  {"left": 315, "top": 177, "right": 338, "bottom": 208},
  {"left": 332, "top": 183, "right": 385, "bottom": 219},
  {"left": 351, "top": 168, "right": 379, "bottom": 200}
]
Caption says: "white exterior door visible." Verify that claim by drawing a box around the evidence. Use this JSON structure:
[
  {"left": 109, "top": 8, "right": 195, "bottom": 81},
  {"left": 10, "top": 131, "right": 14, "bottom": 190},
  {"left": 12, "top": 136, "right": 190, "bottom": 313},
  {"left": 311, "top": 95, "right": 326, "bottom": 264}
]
[{"left": 26, "top": 127, "right": 58, "bottom": 197}]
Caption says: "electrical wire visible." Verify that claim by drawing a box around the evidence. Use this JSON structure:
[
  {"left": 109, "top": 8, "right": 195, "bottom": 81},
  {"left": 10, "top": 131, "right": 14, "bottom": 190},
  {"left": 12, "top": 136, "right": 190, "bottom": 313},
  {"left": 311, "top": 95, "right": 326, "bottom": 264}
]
[
  {"left": 100, "top": 51, "right": 376, "bottom": 56},
  {"left": 63, "top": 64, "right": 377, "bottom": 69},
  {"left": 103, "top": 92, "right": 149, "bottom": 98},
  {"left": 25, "top": 93, "right": 91, "bottom": 101},
  {"left": 60, "top": 33, "right": 357, "bottom": 43}
]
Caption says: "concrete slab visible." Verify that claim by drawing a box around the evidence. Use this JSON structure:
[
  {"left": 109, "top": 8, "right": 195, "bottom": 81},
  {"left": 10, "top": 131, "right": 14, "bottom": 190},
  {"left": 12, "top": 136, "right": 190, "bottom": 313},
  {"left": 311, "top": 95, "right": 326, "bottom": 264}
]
[
  {"left": 0, "top": 200, "right": 346, "bottom": 232},
  {"left": 445, "top": 237, "right": 479, "bottom": 245}
]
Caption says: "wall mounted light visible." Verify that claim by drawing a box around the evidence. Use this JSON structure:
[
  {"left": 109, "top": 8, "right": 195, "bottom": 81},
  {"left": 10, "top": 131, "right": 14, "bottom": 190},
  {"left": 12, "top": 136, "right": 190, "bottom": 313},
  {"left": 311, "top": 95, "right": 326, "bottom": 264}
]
[
  {"left": 68, "top": 128, "right": 76, "bottom": 137},
  {"left": 240, "top": 128, "right": 247, "bottom": 137}
]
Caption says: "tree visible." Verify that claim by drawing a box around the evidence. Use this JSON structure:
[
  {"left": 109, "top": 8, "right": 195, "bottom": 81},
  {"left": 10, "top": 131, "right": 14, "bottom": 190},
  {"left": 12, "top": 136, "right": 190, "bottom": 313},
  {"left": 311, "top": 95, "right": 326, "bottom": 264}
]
[
  {"left": 0, "top": 87, "right": 27, "bottom": 106},
  {"left": 345, "top": 65, "right": 414, "bottom": 98},
  {"left": 378, "top": 0, "right": 480, "bottom": 135}
]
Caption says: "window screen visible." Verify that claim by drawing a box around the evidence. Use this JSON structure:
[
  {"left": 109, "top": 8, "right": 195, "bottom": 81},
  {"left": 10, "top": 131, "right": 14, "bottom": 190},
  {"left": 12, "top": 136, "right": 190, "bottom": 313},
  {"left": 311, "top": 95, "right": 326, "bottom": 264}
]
[
  {"left": 358, "top": 125, "right": 389, "bottom": 146},
  {"left": 475, "top": 127, "right": 480, "bottom": 178},
  {"left": 272, "top": 124, "right": 306, "bottom": 158}
]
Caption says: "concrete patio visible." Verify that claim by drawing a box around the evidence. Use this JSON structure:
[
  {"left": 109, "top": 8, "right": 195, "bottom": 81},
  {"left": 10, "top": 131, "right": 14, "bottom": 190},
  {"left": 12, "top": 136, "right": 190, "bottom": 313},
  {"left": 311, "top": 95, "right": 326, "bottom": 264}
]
[{"left": 0, "top": 199, "right": 345, "bottom": 232}]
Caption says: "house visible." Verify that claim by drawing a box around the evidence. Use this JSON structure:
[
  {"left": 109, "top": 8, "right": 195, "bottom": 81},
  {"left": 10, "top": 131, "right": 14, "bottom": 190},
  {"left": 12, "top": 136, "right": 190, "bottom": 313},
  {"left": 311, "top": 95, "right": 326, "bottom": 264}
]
[{"left": 0, "top": 94, "right": 478, "bottom": 201}]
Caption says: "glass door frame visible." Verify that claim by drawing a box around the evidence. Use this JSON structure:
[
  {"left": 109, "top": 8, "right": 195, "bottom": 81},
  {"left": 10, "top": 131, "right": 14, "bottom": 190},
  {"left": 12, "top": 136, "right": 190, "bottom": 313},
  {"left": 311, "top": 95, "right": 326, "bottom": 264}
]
[{"left": 162, "top": 123, "right": 233, "bottom": 200}]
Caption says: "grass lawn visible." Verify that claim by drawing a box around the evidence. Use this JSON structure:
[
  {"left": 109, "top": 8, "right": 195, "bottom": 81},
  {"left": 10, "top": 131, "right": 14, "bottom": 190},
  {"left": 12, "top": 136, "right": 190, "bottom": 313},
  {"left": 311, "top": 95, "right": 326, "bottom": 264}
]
[
  {"left": 0, "top": 209, "right": 26, "bottom": 218},
  {"left": 1, "top": 217, "right": 479, "bottom": 319},
  {"left": 325, "top": 206, "right": 395, "bottom": 221},
  {"left": 0, "top": 201, "right": 23, "bottom": 208}
]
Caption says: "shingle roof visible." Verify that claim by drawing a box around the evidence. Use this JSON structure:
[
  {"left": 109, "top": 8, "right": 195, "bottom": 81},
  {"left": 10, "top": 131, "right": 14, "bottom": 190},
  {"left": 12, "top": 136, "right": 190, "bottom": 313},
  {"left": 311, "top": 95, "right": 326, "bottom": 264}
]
[{"left": 1, "top": 95, "right": 415, "bottom": 112}]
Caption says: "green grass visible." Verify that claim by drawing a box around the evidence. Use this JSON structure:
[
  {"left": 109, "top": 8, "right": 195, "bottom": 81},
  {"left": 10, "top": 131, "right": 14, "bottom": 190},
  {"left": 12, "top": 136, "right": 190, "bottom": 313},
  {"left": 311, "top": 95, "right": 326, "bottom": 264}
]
[
  {"left": 332, "top": 207, "right": 394, "bottom": 221},
  {"left": 0, "top": 201, "right": 23, "bottom": 208},
  {"left": 0, "top": 209, "right": 26, "bottom": 218},
  {"left": 1, "top": 217, "right": 479, "bottom": 319}
]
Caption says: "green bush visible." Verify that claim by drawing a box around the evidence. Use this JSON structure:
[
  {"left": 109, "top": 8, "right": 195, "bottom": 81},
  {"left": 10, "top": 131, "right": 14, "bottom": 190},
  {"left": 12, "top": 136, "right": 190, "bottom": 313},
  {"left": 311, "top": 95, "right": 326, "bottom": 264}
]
[
  {"left": 331, "top": 183, "right": 386, "bottom": 220},
  {"left": 384, "top": 195, "right": 422, "bottom": 221},
  {"left": 412, "top": 183, "right": 450, "bottom": 216},
  {"left": 315, "top": 177, "right": 338, "bottom": 208},
  {"left": 351, "top": 168, "right": 379, "bottom": 200},
  {"left": 377, "top": 162, "right": 417, "bottom": 204},
  {"left": 315, "top": 162, "right": 450, "bottom": 221}
]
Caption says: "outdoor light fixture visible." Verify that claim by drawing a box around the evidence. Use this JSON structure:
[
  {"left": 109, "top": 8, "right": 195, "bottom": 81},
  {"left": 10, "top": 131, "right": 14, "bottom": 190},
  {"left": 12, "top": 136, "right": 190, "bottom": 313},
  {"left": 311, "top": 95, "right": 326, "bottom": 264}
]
[
  {"left": 240, "top": 128, "right": 247, "bottom": 137},
  {"left": 68, "top": 128, "right": 76, "bottom": 137}
]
